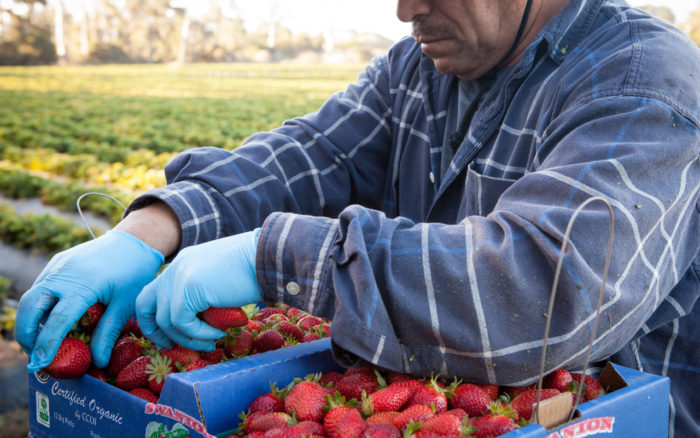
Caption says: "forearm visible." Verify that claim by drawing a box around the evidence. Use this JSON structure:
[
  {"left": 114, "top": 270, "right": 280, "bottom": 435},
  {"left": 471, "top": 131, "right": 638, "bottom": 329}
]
[{"left": 116, "top": 201, "right": 181, "bottom": 258}]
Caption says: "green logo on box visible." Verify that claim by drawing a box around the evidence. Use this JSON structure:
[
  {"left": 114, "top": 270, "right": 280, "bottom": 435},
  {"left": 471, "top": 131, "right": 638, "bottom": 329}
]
[{"left": 36, "top": 391, "right": 50, "bottom": 428}]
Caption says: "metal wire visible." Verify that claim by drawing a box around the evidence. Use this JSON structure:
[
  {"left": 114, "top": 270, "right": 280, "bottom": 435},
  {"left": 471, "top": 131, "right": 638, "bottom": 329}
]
[
  {"left": 76, "top": 192, "right": 126, "bottom": 238},
  {"left": 532, "top": 196, "right": 615, "bottom": 425}
]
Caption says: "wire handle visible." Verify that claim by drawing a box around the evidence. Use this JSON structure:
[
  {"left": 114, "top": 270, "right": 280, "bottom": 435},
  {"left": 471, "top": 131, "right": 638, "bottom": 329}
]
[
  {"left": 76, "top": 192, "right": 126, "bottom": 239},
  {"left": 532, "top": 196, "right": 614, "bottom": 424}
]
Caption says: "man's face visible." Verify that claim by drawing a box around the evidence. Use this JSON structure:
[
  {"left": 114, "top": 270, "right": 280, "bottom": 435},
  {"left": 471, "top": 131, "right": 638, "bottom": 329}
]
[{"left": 397, "top": 0, "right": 525, "bottom": 80}]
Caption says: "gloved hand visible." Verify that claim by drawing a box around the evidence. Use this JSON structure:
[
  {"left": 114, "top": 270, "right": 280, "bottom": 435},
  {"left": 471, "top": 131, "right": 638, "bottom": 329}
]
[
  {"left": 135, "top": 228, "right": 261, "bottom": 351},
  {"left": 15, "top": 230, "right": 164, "bottom": 371}
]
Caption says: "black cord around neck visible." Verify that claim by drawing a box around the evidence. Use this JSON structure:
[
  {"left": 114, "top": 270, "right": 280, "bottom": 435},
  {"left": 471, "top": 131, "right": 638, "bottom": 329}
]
[{"left": 447, "top": 0, "right": 533, "bottom": 153}]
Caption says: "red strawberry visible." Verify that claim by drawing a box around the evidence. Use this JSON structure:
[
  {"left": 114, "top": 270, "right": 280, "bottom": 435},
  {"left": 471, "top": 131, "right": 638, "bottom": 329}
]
[
  {"left": 145, "top": 353, "right": 174, "bottom": 395},
  {"left": 254, "top": 307, "right": 286, "bottom": 321},
  {"left": 319, "top": 371, "right": 344, "bottom": 388},
  {"left": 78, "top": 303, "right": 106, "bottom": 332},
  {"left": 107, "top": 336, "right": 144, "bottom": 377},
  {"left": 446, "top": 408, "right": 467, "bottom": 420},
  {"left": 115, "top": 355, "right": 152, "bottom": 390},
  {"left": 419, "top": 412, "right": 462, "bottom": 436},
  {"left": 185, "top": 359, "right": 213, "bottom": 371},
  {"left": 119, "top": 317, "right": 143, "bottom": 338},
  {"left": 161, "top": 344, "right": 201, "bottom": 369},
  {"left": 366, "top": 411, "right": 400, "bottom": 425},
  {"left": 392, "top": 404, "right": 434, "bottom": 431},
  {"left": 44, "top": 336, "right": 91, "bottom": 379},
  {"left": 85, "top": 365, "right": 107, "bottom": 382},
  {"left": 386, "top": 372, "right": 414, "bottom": 384},
  {"left": 297, "top": 315, "right": 323, "bottom": 332},
  {"left": 276, "top": 321, "right": 304, "bottom": 342},
  {"left": 263, "top": 425, "right": 307, "bottom": 438},
  {"left": 569, "top": 373, "right": 605, "bottom": 400},
  {"left": 201, "top": 346, "right": 226, "bottom": 363},
  {"left": 471, "top": 414, "right": 516, "bottom": 438},
  {"left": 344, "top": 366, "right": 376, "bottom": 376},
  {"left": 334, "top": 409, "right": 366, "bottom": 438},
  {"left": 407, "top": 379, "right": 448, "bottom": 413},
  {"left": 364, "top": 423, "right": 401, "bottom": 438},
  {"left": 247, "top": 412, "right": 292, "bottom": 433},
  {"left": 302, "top": 332, "right": 321, "bottom": 343},
  {"left": 295, "top": 420, "right": 325, "bottom": 436},
  {"left": 511, "top": 388, "right": 561, "bottom": 421},
  {"left": 449, "top": 383, "right": 491, "bottom": 417},
  {"left": 224, "top": 328, "right": 255, "bottom": 357},
  {"left": 255, "top": 329, "right": 286, "bottom": 353},
  {"left": 201, "top": 306, "right": 248, "bottom": 330},
  {"left": 249, "top": 383, "right": 286, "bottom": 414},
  {"left": 286, "top": 307, "right": 306, "bottom": 320},
  {"left": 502, "top": 383, "right": 537, "bottom": 399},
  {"left": 543, "top": 369, "right": 573, "bottom": 393},
  {"left": 476, "top": 383, "right": 499, "bottom": 401},
  {"left": 129, "top": 387, "right": 159, "bottom": 403},
  {"left": 324, "top": 406, "right": 357, "bottom": 437},
  {"left": 337, "top": 372, "right": 380, "bottom": 400},
  {"left": 285, "top": 381, "right": 328, "bottom": 422},
  {"left": 247, "top": 319, "right": 262, "bottom": 333},
  {"left": 362, "top": 385, "right": 413, "bottom": 415}
]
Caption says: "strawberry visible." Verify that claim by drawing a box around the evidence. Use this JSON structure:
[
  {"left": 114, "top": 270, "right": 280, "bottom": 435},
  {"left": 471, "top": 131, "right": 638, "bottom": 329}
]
[
  {"left": 129, "top": 387, "right": 159, "bottom": 403},
  {"left": 334, "top": 409, "right": 366, "bottom": 438},
  {"left": 85, "top": 365, "right": 107, "bottom": 382},
  {"left": 324, "top": 406, "right": 357, "bottom": 437},
  {"left": 319, "top": 371, "right": 344, "bottom": 388},
  {"left": 366, "top": 411, "right": 401, "bottom": 425},
  {"left": 364, "top": 423, "right": 401, "bottom": 438},
  {"left": 246, "top": 412, "right": 292, "bottom": 433},
  {"left": 502, "top": 383, "right": 537, "bottom": 399},
  {"left": 44, "top": 336, "right": 91, "bottom": 379},
  {"left": 119, "top": 316, "right": 143, "bottom": 338},
  {"left": 445, "top": 408, "right": 467, "bottom": 420},
  {"left": 543, "top": 369, "right": 573, "bottom": 393},
  {"left": 145, "top": 353, "right": 174, "bottom": 395},
  {"left": 224, "top": 327, "right": 255, "bottom": 357},
  {"left": 201, "top": 306, "right": 248, "bottom": 330},
  {"left": 249, "top": 383, "right": 286, "bottom": 414},
  {"left": 407, "top": 379, "right": 448, "bottom": 413},
  {"left": 161, "top": 344, "right": 201, "bottom": 369},
  {"left": 337, "top": 372, "right": 380, "bottom": 400},
  {"left": 386, "top": 372, "right": 414, "bottom": 384},
  {"left": 276, "top": 321, "right": 304, "bottom": 342},
  {"left": 263, "top": 425, "right": 306, "bottom": 438},
  {"left": 201, "top": 346, "right": 226, "bottom": 363},
  {"left": 255, "top": 329, "right": 286, "bottom": 353},
  {"left": 185, "top": 358, "right": 212, "bottom": 371},
  {"left": 476, "top": 383, "right": 500, "bottom": 401},
  {"left": 392, "top": 404, "right": 434, "bottom": 431},
  {"left": 295, "top": 420, "right": 325, "bottom": 436},
  {"left": 362, "top": 385, "right": 413, "bottom": 415},
  {"left": 254, "top": 307, "right": 286, "bottom": 321},
  {"left": 115, "top": 355, "right": 152, "bottom": 390},
  {"left": 285, "top": 380, "right": 328, "bottom": 422},
  {"left": 297, "top": 315, "right": 323, "bottom": 332},
  {"left": 301, "top": 332, "right": 321, "bottom": 343},
  {"left": 569, "top": 373, "right": 605, "bottom": 401},
  {"left": 471, "top": 414, "right": 517, "bottom": 438},
  {"left": 449, "top": 383, "right": 491, "bottom": 417},
  {"left": 510, "top": 388, "right": 561, "bottom": 421},
  {"left": 247, "top": 319, "right": 262, "bottom": 333},
  {"left": 286, "top": 307, "right": 306, "bottom": 320},
  {"left": 344, "top": 366, "right": 376, "bottom": 376},
  {"left": 78, "top": 302, "right": 106, "bottom": 332},
  {"left": 107, "top": 336, "right": 144, "bottom": 377},
  {"left": 418, "top": 412, "right": 462, "bottom": 436}
]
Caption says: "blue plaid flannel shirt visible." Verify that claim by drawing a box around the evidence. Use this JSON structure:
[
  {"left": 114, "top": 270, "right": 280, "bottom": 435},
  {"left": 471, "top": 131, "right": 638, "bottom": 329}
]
[{"left": 129, "top": 1, "right": 700, "bottom": 434}]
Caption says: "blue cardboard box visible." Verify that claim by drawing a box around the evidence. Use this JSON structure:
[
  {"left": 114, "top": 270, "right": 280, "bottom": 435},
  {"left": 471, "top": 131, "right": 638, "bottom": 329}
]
[{"left": 27, "top": 337, "right": 670, "bottom": 438}]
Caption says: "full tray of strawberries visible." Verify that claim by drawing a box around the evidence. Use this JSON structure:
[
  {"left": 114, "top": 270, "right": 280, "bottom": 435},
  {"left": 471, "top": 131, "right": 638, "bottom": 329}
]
[
  {"left": 41, "top": 303, "right": 332, "bottom": 403},
  {"left": 225, "top": 365, "right": 605, "bottom": 438}
]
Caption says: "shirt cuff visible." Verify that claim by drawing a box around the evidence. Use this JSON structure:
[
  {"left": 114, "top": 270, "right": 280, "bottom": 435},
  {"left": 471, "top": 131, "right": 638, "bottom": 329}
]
[{"left": 256, "top": 211, "right": 339, "bottom": 318}]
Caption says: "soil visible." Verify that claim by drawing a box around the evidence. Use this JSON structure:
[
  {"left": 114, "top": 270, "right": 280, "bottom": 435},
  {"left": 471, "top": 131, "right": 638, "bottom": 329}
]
[{"left": 0, "top": 337, "right": 29, "bottom": 437}]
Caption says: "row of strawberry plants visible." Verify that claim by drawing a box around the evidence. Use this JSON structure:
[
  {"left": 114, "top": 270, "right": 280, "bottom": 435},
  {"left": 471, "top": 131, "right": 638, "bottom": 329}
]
[
  {"left": 0, "top": 202, "right": 97, "bottom": 255},
  {"left": 0, "top": 167, "right": 127, "bottom": 224}
]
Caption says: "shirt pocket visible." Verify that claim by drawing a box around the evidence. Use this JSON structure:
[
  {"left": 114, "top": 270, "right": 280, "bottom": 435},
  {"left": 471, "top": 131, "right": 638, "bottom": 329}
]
[{"left": 463, "top": 164, "right": 517, "bottom": 216}]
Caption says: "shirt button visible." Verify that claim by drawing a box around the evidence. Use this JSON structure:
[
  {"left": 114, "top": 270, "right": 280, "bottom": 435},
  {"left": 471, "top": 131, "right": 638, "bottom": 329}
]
[
  {"left": 429, "top": 172, "right": 435, "bottom": 183},
  {"left": 286, "top": 281, "right": 301, "bottom": 295}
]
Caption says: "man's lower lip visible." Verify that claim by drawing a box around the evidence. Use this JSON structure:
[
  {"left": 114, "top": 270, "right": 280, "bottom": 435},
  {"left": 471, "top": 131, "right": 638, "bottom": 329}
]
[{"left": 420, "top": 39, "right": 448, "bottom": 52}]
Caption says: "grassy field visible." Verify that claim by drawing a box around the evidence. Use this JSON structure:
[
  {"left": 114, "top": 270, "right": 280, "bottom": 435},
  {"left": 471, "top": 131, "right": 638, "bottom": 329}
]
[{"left": 0, "top": 62, "right": 365, "bottom": 253}]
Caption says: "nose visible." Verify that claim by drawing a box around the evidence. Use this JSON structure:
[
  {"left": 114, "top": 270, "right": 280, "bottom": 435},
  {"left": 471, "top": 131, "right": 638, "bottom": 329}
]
[{"left": 397, "top": 0, "right": 432, "bottom": 23}]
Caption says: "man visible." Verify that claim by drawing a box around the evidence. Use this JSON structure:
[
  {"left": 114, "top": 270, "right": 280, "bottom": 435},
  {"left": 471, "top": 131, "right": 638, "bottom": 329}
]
[{"left": 16, "top": 0, "right": 699, "bottom": 435}]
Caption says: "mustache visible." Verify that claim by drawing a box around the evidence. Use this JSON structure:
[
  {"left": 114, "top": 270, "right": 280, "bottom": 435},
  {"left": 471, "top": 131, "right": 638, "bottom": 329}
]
[{"left": 411, "top": 18, "right": 457, "bottom": 40}]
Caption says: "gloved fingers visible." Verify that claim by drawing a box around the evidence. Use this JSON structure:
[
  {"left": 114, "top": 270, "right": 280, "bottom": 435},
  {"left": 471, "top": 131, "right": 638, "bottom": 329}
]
[
  {"left": 135, "top": 281, "right": 173, "bottom": 350},
  {"left": 172, "top": 296, "right": 227, "bottom": 342},
  {"left": 14, "top": 286, "right": 58, "bottom": 357},
  {"left": 157, "top": 325, "right": 218, "bottom": 352},
  {"left": 28, "top": 297, "right": 92, "bottom": 372},
  {"left": 90, "top": 300, "right": 134, "bottom": 368}
]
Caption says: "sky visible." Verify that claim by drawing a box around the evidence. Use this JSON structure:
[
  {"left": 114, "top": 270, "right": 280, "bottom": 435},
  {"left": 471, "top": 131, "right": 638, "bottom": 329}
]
[{"left": 36, "top": 0, "right": 700, "bottom": 42}]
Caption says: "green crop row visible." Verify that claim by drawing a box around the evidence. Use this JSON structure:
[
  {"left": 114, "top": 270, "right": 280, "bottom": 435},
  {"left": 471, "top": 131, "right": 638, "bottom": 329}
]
[
  {"left": 0, "top": 202, "right": 99, "bottom": 255},
  {"left": 0, "top": 167, "right": 128, "bottom": 224}
]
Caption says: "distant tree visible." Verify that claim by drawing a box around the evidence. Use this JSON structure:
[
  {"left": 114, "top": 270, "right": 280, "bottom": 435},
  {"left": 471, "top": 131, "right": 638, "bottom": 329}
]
[
  {"left": 637, "top": 5, "right": 675, "bottom": 24},
  {"left": 682, "top": 1, "right": 700, "bottom": 46}
]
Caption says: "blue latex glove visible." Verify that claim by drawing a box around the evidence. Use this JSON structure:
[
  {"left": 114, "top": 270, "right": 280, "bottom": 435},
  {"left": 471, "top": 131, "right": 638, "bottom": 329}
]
[
  {"left": 135, "top": 228, "right": 262, "bottom": 351},
  {"left": 15, "top": 230, "right": 164, "bottom": 370}
]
